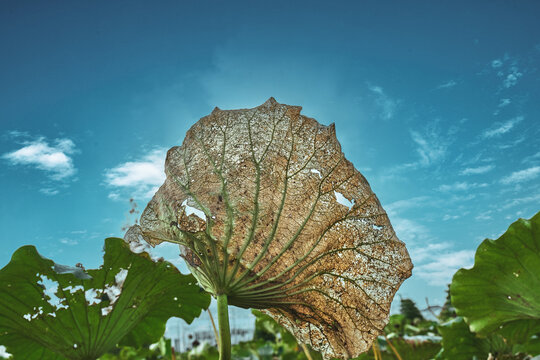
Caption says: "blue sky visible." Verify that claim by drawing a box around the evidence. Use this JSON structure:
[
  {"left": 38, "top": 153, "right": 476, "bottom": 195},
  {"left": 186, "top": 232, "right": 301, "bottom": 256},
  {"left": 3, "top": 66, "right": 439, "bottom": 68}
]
[{"left": 1, "top": 0, "right": 540, "bottom": 331}]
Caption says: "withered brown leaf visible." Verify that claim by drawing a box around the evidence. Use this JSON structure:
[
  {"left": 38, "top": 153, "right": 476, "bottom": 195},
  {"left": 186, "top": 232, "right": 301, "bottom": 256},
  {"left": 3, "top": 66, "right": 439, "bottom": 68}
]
[{"left": 125, "top": 98, "right": 413, "bottom": 359}]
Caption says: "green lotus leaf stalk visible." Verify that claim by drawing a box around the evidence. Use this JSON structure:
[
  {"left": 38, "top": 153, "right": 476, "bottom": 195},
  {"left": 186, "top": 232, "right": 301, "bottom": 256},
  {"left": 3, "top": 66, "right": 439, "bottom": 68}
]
[{"left": 125, "top": 98, "right": 413, "bottom": 359}]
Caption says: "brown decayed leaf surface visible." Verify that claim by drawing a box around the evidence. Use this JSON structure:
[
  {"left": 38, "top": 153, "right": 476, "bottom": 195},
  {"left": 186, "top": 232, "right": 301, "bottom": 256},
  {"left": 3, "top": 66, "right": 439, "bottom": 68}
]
[{"left": 126, "top": 98, "right": 413, "bottom": 359}]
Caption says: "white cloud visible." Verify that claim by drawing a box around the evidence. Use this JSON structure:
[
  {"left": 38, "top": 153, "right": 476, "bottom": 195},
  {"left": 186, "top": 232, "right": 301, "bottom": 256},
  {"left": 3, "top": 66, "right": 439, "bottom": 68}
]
[
  {"left": 523, "top": 151, "right": 540, "bottom": 164},
  {"left": 381, "top": 123, "right": 454, "bottom": 178},
  {"left": 500, "top": 166, "right": 540, "bottom": 185},
  {"left": 499, "top": 136, "right": 525, "bottom": 149},
  {"left": 442, "top": 214, "right": 460, "bottom": 221},
  {"left": 501, "top": 193, "right": 540, "bottom": 210},
  {"left": 40, "top": 188, "right": 60, "bottom": 196},
  {"left": 436, "top": 80, "right": 457, "bottom": 89},
  {"left": 414, "top": 250, "right": 475, "bottom": 286},
  {"left": 392, "top": 216, "right": 474, "bottom": 286},
  {"left": 368, "top": 85, "right": 399, "bottom": 120},
  {"left": 481, "top": 116, "right": 523, "bottom": 139},
  {"left": 449, "top": 194, "right": 476, "bottom": 202},
  {"left": 5, "top": 130, "right": 30, "bottom": 138},
  {"left": 108, "top": 192, "right": 120, "bottom": 200},
  {"left": 2, "top": 137, "right": 77, "bottom": 181},
  {"left": 493, "top": 98, "right": 512, "bottom": 115},
  {"left": 392, "top": 217, "right": 429, "bottom": 245},
  {"left": 385, "top": 196, "right": 432, "bottom": 216},
  {"left": 503, "top": 66, "right": 523, "bottom": 88},
  {"left": 438, "top": 182, "right": 488, "bottom": 192},
  {"left": 410, "top": 242, "right": 451, "bottom": 264},
  {"left": 498, "top": 98, "right": 511, "bottom": 107},
  {"left": 461, "top": 151, "right": 492, "bottom": 166},
  {"left": 410, "top": 129, "right": 447, "bottom": 166},
  {"left": 475, "top": 213, "right": 492, "bottom": 221},
  {"left": 59, "top": 238, "right": 79, "bottom": 246},
  {"left": 104, "top": 149, "right": 167, "bottom": 200},
  {"left": 491, "top": 59, "right": 503, "bottom": 68},
  {"left": 460, "top": 165, "right": 495, "bottom": 175}
]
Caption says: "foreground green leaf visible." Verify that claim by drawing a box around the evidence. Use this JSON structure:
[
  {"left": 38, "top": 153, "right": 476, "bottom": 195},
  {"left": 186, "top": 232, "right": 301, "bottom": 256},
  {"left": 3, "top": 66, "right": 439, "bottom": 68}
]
[
  {"left": 0, "top": 237, "right": 210, "bottom": 360},
  {"left": 450, "top": 211, "right": 540, "bottom": 343},
  {"left": 436, "top": 317, "right": 492, "bottom": 360}
]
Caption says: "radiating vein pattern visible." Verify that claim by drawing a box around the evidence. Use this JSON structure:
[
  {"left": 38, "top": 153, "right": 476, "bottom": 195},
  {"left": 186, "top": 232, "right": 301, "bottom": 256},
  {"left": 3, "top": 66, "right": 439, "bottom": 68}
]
[{"left": 129, "top": 97, "right": 413, "bottom": 359}]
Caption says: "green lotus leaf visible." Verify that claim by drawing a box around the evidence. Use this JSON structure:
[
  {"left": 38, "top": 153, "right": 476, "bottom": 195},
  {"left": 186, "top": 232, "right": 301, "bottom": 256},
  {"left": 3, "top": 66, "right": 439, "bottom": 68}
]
[
  {"left": 512, "top": 334, "right": 540, "bottom": 357},
  {"left": 436, "top": 317, "right": 496, "bottom": 360},
  {"left": 436, "top": 316, "right": 512, "bottom": 360},
  {"left": 0, "top": 237, "right": 210, "bottom": 360},
  {"left": 181, "top": 342, "right": 219, "bottom": 360},
  {"left": 127, "top": 98, "right": 412, "bottom": 359},
  {"left": 450, "top": 211, "right": 540, "bottom": 343},
  {"left": 383, "top": 336, "right": 441, "bottom": 360},
  {"left": 99, "top": 337, "right": 173, "bottom": 360}
]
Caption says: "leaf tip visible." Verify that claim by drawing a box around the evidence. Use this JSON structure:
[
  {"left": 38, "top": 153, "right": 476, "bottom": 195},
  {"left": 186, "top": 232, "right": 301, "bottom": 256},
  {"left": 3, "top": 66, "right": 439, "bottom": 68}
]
[{"left": 263, "top": 97, "right": 277, "bottom": 106}]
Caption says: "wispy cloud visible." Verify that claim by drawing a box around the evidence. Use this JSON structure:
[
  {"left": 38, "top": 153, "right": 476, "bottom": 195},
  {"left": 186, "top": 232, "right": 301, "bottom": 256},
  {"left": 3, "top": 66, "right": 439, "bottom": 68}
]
[
  {"left": 40, "top": 188, "right": 60, "bottom": 196},
  {"left": 523, "top": 152, "right": 540, "bottom": 164},
  {"left": 385, "top": 196, "right": 432, "bottom": 216},
  {"left": 410, "top": 242, "right": 451, "bottom": 264},
  {"left": 498, "top": 98, "right": 511, "bottom": 107},
  {"left": 460, "top": 165, "right": 495, "bottom": 175},
  {"left": 501, "top": 193, "right": 540, "bottom": 210},
  {"left": 461, "top": 151, "right": 493, "bottom": 166},
  {"left": 502, "top": 66, "right": 523, "bottom": 88},
  {"left": 392, "top": 217, "right": 473, "bottom": 286},
  {"left": 410, "top": 128, "right": 448, "bottom": 166},
  {"left": 368, "top": 85, "right": 399, "bottom": 120},
  {"left": 59, "top": 238, "right": 79, "bottom": 246},
  {"left": 381, "top": 123, "right": 454, "bottom": 178},
  {"left": 491, "top": 59, "right": 503, "bottom": 68},
  {"left": 438, "top": 182, "right": 488, "bottom": 192},
  {"left": 475, "top": 212, "right": 492, "bottom": 221},
  {"left": 442, "top": 214, "right": 460, "bottom": 221},
  {"left": 2, "top": 136, "right": 77, "bottom": 181},
  {"left": 489, "top": 54, "right": 524, "bottom": 89},
  {"left": 391, "top": 218, "right": 431, "bottom": 252},
  {"left": 499, "top": 136, "right": 525, "bottom": 149},
  {"left": 104, "top": 149, "right": 167, "bottom": 200},
  {"left": 481, "top": 116, "right": 523, "bottom": 139},
  {"left": 493, "top": 98, "right": 511, "bottom": 115},
  {"left": 449, "top": 194, "right": 476, "bottom": 202},
  {"left": 414, "top": 249, "right": 475, "bottom": 286},
  {"left": 500, "top": 166, "right": 540, "bottom": 185},
  {"left": 436, "top": 80, "right": 457, "bottom": 89}
]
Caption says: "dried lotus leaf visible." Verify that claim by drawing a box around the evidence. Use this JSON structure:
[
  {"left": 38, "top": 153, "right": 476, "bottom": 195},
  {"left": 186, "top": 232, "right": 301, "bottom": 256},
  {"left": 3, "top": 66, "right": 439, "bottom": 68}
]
[{"left": 126, "top": 97, "right": 413, "bottom": 359}]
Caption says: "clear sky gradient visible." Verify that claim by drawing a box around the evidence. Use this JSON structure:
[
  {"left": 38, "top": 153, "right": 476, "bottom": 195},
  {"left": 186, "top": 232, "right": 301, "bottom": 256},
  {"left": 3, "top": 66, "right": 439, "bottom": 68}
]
[{"left": 1, "top": 0, "right": 540, "bottom": 320}]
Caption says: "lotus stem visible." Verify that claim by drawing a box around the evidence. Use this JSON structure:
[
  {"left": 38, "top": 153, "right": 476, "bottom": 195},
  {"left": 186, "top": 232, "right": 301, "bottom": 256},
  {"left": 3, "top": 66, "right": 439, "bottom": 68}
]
[
  {"left": 207, "top": 309, "right": 219, "bottom": 348},
  {"left": 384, "top": 334, "right": 403, "bottom": 360},
  {"left": 217, "top": 294, "right": 231, "bottom": 360},
  {"left": 372, "top": 340, "right": 381, "bottom": 360},
  {"left": 300, "top": 343, "right": 314, "bottom": 360}
]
